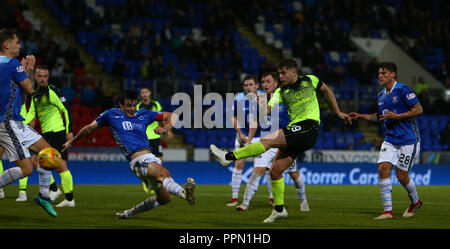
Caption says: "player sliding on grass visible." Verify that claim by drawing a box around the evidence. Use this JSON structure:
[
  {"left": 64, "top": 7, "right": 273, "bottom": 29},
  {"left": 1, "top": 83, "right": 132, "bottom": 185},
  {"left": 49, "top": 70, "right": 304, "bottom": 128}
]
[
  {"left": 350, "top": 62, "right": 423, "bottom": 219},
  {"left": 211, "top": 59, "right": 352, "bottom": 223},
  {"left": 62, "top": 90, "right": 195, "bottom": 219}
]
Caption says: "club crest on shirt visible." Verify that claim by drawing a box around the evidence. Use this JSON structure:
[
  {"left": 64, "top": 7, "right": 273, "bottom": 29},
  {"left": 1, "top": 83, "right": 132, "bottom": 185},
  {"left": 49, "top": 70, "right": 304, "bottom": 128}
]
[{"left": 392, "top": 96, "right": 398, "bottom": 103}]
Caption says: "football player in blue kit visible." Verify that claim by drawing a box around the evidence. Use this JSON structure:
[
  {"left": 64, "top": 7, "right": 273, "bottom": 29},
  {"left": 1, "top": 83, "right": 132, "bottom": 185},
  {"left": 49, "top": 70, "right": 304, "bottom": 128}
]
[
  {"left": 350, "top": 62, "right": 423, "bottom": 219},
  {"left": 62, "top": 90, "right": 195, "bottom": 219},
  {"left": 0, "top": 28, "right": 58, "bottom": 217}
]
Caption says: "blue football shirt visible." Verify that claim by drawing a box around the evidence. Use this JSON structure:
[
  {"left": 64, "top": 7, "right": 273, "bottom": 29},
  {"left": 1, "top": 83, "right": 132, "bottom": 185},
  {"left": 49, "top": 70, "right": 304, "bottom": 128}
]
[
  {"left": 377, "top": 82, "right": 421, "bottom": 146},
  {"left": 260, "top": 103, "right": 290, "bottom": 138},
  {"left": 96, "top": 108, "right": 163, "bottom": 161},
  {"left": 0, "top": 56, "right": 28, "bottom": 122},
  {"left": 232, "top": 91, "right": 262, "bottom": 138}
]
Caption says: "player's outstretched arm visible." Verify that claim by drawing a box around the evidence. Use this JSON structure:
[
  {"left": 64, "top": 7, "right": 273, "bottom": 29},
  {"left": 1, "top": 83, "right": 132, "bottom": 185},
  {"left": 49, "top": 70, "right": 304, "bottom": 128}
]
[
  {"left": 318, "top": 82, "right": 352, "bottom": 124},
  {"left": 154, "top": 112, "right": 177, "bottom": 135},
  {"left": 62, "top": 120, "right": 99, "bottom": 152},
  {"left": 349, "top": 112, "right": 379, "bottom": 122},
  {"left": 379, "top": 102, "right": 423, "bottom": 121}
]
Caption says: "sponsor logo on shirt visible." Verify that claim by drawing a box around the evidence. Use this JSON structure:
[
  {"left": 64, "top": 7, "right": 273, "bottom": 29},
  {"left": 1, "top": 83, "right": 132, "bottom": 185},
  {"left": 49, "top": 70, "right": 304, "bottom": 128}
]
[
  {"left": 406, "top": 93, "right": 416, "bottom": 100},
  {"left": 291, "top": 125, "right": 302, "bottom": 132}
]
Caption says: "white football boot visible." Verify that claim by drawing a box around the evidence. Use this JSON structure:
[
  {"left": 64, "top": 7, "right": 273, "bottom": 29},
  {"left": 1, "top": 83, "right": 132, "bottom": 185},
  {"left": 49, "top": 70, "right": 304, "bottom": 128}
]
[
  {"left": 210, "top": 144, "right": 232, "bottom": 167},
  {"left": 263, "top": 207, "right": 288, "bottom": 223},
  {"left": 16, "top": 191, "right": 27, "bottom": 202},
  {"left": 56, "top": 199, "right": 75, "bottom": 207},
  {"left": 50, "top": 188, "right": 62, "bottom": 202}
]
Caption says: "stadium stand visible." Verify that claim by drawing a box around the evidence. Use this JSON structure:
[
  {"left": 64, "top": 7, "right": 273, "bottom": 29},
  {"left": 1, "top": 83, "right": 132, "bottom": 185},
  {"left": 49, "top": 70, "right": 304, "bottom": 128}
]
[{"left": 1, "top": 0, "right": 449, "bottom": 152}]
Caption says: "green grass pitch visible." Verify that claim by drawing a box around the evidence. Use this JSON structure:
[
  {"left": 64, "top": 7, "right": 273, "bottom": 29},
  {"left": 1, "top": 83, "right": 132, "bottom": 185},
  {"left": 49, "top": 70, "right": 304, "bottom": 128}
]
[{"left": 0, "top": 184, "right": 449, "bottom": 229}]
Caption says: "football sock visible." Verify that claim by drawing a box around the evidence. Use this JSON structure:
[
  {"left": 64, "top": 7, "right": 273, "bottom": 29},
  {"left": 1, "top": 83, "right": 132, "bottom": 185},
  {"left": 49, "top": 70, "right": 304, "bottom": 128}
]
[
  {"left": 232, "top": 141, "right": 266, "bottom": 160},
  {"left": 379, "top": 177, "right": 393, "bottom": 211},
  {"left": 132, "top": 196, "right": 160, "bottom": 215},
  {"left": 59, "top": 170, "right": 74, "bottom": 201},
  {"left": 265, "top": 169, "right": 273, "bottom": 199},
  {"left": 293, "top": 174, "right": 306, "bottom": 202},
  {"left": 0, "top": 167, "right": 23, "bottom": 188},
  {"left": 403, "top": 180, "right": 419, "bottom": 204},
  {"left": 272, "top": 178, "right": 285, "bottom": 212},
  {"left": 19, "top": 176, "right": 28, "bottom": 192},
  {"left": 242, "top": 172, "right": 261, "bottom": 207},
  {"left": 0, "top": 160, "right": 3, "bottom": 174},
  {"left": 231, "top": 167, "right": 243, "bottom": 199},
  {"left": 49, "top": 174, "right": 58, "bottom": 191},
  {"left": 37, "top": 165, "right": 51, "bottom": 199},
  {"left": 162, "top": 177, "right": 186, "bottom": 199}
]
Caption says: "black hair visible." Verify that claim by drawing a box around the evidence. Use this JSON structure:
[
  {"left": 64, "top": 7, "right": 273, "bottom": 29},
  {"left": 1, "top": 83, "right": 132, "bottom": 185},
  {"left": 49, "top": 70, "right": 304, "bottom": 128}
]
[
  {"left": 242, "top": 74, "right": 258, "bottom": 85},
  {"left": 0, "top": 28, "right": 18, "bottom": 52},
  {"left": 379, "top": 62, "right": 398, "bottom": 79},
  {"left": 118, "top": 90, "right": 138, "bottom": 105},
  {"left": 277, "top": 58, "right": 298, "bottom": 70}
]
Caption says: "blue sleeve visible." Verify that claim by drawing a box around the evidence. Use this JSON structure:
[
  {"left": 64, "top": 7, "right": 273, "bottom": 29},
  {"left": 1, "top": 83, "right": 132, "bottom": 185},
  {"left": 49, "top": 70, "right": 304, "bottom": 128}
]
[
  {"left": 10, "top": 59, "right": 28, "bottom": 83},
  {"left": 142, "top": 109, "right": 163, "bottom": 124},
  {"left": 402, "top": 86, "right": 419, "bottom": 107},
  {"left": 95, "top": 110, "right": 110, "bottom": 127}
]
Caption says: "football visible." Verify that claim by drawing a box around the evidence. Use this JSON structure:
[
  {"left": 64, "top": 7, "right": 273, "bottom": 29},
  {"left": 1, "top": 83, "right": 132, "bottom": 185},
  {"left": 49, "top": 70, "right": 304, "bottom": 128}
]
[{"left": 38, "top": 147, "right": 62, "bottom": 170}]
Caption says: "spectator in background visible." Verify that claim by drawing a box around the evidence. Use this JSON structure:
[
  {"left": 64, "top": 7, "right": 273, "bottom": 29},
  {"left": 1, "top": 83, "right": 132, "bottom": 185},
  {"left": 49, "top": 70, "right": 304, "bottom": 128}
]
[
  {"left": 80, "top": 83, "right": 96, "bottom": 104},
  {"left": 160, "top": 22, "right": 173, "bottom": 44},
  {"left": 414, "top": 77, "right": 428, "bottom": 96},
  {"left": 171, "top": 32, "right": 183, "bottom": 52}
]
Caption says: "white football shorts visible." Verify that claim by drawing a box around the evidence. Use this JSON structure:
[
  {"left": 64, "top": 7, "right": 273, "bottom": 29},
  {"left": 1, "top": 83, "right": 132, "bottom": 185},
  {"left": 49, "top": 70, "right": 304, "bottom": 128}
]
[
  {"left": 378, "top": 141, "right": 420, "bottom": 172},
  {"left": 254, "top": 147, "right": 298, "bottom": 172},
  {"left": 0, "top": 120, "right": 41, "bottom": 162},
  {"left": 129, "top": 153, "right": 162, "bottom": 180}
]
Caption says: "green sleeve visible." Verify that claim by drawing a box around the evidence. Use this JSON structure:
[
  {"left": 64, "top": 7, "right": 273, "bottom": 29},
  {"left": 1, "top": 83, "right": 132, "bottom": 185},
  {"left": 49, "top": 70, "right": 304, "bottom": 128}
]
[
  {"left": 49, "top": 89, "right": 71, "bottom": 134},
  {"left": 24, "top": 98, "right": 35, "bottom": 125},
  {"left": 307, "top": 75, "right": 320, "bottom": 89},
  {"left": 268, "top": 88, "right": 282, "bottom": 108},
  {"left": 154, "top": 100, "right": 162, "bottom": 112},
  {"left": 136, "top": 101, "right": 142, "bottom": 111}
]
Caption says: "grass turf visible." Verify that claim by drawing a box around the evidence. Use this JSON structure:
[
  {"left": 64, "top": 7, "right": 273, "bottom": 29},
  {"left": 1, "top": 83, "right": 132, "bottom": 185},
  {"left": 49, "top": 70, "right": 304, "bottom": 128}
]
[{"left": 0, "top": 184, "right": 449, "bottom": 229}]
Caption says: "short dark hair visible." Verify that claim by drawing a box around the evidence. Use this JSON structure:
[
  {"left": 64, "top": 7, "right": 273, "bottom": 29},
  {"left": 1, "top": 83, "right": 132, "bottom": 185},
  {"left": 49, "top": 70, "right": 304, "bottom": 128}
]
[
  {"left": 118, "top": 90, "right": 138, "bottom": 105},
  {"left": 242, "top": 74, "right": 258, "bottom": 85},
  {"left": 261, "top": 72, "right": 278, "bottom": 82},
  {"left": 379, "top": 62, "right": 397, "bottom": 78},
  {"left": 140, "top": 86, "right": 151, "bottom": 92},
  {"left": 277, "top": 59, "right": 298, "bottom": 70},
  {"left": 0, "top": 28, "right": 18, "bottom": 52},
  {"left": 36, "top": 64, "right": 49, "bottom": 71}
]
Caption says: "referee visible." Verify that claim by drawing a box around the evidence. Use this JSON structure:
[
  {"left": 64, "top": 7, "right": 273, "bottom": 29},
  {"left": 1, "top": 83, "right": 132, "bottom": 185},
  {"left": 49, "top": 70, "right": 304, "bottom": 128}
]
[
  {"left": 137, "top": 86, "right": 173, "bottom": 193},
  {"left": 23, "top": 65, "right": 75, "bottom": 207}
]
